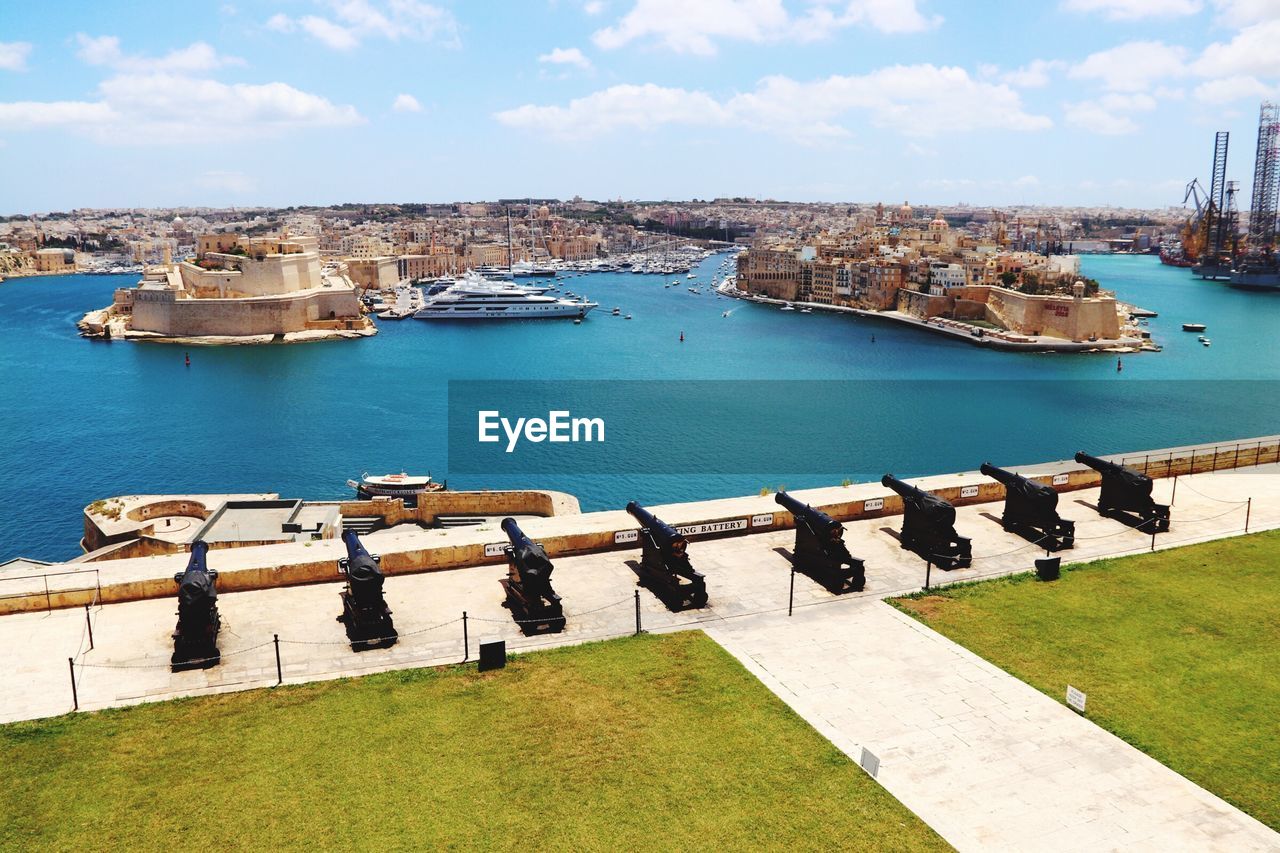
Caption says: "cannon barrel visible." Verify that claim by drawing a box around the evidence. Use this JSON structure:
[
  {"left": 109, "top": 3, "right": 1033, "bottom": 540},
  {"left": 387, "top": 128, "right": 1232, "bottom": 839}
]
[
  {"left": 979, "top": 462, "right": 1019, "bottom": 485},
  {"left": 1075, "top": 451, "right": 1121, "bottom": 474},
  {"left": 176, "top": 540, "right": 216, "bottom": 608},
  {"left": 342, "top": 529, "right": 374, "bottom": 563},
  {"left": 626, "top": 501, "right": 685, "bottom": 547},
  {"left": 775, "top": 491, "right": 839, "bottom": 532},
  {"left": 501, "top": 516, "right": 535, "bottom": 550},
  {"left": 340, "top": 529, "right": 383, "bottom": 590},
  {"left": 184, "top": 540, "right": 210, "bottom": 574},
  {"left": 881, "top": 473, "right": 927, "bottom": 502}
]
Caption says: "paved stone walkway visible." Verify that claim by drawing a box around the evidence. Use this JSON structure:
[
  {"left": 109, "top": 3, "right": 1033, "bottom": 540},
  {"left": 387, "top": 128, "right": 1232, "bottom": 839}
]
[{"left": 709, "top": 602, "right": 1279, "bottom": 852}]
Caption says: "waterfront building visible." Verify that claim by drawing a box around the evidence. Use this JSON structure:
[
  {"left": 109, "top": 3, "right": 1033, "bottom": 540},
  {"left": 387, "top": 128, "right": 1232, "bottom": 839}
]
[
  {"left": 345, "top": 256, "right": 399, "bottom": 290},
  {"left": 34, "top": 247, "right": 76, "bottom": 273},
  {"left": 79, "top": 234, "right": 373, "bottom": 343}
]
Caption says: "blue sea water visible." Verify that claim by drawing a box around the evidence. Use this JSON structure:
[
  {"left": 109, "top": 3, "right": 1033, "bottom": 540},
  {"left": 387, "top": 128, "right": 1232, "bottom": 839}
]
[{"left": 1, "top": 253, "right": 1277, "bottom": 562}]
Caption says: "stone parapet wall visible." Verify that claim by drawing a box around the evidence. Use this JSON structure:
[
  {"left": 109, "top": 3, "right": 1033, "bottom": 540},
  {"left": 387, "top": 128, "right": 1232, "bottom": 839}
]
[{"left": 5, "top": 436, "right": 1276, "bottom": 616}]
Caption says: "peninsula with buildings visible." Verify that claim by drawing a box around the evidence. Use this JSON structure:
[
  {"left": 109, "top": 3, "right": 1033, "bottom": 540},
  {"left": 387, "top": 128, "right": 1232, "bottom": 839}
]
[
  {"left": 77, "top": 231, "right": 374, "bottom": 345},
  {"left": 0, "top": 197, "right": 1178, "bottom": 350}
]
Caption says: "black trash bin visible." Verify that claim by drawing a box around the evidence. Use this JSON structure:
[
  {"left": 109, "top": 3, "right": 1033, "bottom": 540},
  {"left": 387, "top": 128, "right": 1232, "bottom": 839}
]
[{"left": 1035, "top": 557, "right": 1061, "bottom": 582}]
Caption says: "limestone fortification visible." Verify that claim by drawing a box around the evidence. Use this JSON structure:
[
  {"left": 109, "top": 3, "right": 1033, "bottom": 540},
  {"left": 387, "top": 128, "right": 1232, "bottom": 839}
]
[{"left": 77, "top": 233, "right": 375, "bottom": 344}]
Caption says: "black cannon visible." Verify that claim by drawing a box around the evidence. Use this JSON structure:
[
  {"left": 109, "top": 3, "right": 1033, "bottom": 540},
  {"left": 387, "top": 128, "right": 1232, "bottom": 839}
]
[
  {"left": 337, "top": 530, "right": 397, "bottom": 649},
  {"left": 775, "top": 491, "right": 865, "bottom": 593},
  {"left": 1075, "top": 451, "right": 1171, "bottom": 532},
  {"left": 980, "top": 463, "right": 1076, "bottom": 551},
  {"left": 881, "top": 475, "right": 973, "bottom": 570},
  {"left": 171, "top": 540, "right": 221, "bottom": 670},
  {"left": 500, "top": 517, "right": 565, "bottom": 635},
  {"left": 625, "top": 502, "right": 708, "bottom": 611}
]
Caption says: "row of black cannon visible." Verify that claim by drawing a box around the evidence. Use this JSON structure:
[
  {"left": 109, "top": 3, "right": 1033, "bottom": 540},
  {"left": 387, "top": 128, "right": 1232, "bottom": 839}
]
[{"left": 170, "top": 451, "right": 1172, "bottom": 667}]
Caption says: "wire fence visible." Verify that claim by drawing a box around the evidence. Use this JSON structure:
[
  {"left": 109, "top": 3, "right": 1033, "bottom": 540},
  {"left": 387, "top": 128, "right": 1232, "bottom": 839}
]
[{"left": 48, "top": 492, "right": 1268, "bottom": 718}]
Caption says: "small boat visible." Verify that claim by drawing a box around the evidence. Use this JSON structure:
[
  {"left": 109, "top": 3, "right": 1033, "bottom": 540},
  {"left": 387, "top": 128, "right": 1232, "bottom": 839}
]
[
  {"left": 625, "top": 314, "right": 632, "bottom": 320},
  {"left": 780, "top": 303, "right": 796, "bottom": 311},
  {"left": 800, "top": 308, "right": 813, "bottom": 314},
  {"left": 1182, "top": 323, "right": 1207, "bottom": 332},
  {"left": 612, "top": 307, "right": 621, "bottom": 316},
  {"left": 573, "top": 317, "right": 582, "bottom": 325},
  {"left": 1201, "top": 338, "right": 1212, "bottom": 346},
  {"left": 347, "top": 472, "right": 445, "bottom": 504}
]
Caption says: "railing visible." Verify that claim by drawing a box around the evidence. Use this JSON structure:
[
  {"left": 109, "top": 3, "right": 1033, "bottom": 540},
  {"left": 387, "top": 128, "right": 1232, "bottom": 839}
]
[
  {"left": 1116, "top": 438, "right": 1280, "bottom": 479},
  {"left": 0, "top": 567, "right": 101, "bottom": 612}
]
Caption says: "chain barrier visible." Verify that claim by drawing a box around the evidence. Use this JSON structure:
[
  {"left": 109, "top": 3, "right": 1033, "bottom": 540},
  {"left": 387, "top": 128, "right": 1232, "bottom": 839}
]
[
  {"left": 277, "top": 617, "right": 462, "bottom": 647},
  {"left": 1174, "top": 477, "right": 1253, "bottom": 506},
  {"left": 467, "top": 596, "right": 634, "bottom": 625},
  {"left": 77, "top": 639, "right": 275, "bottom": 670}
]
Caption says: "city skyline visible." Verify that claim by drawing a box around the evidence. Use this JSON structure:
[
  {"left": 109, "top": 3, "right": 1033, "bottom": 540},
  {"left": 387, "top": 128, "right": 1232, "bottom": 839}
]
[{"left": 1, "top": 0, "right": 1279, "bottom": 212}]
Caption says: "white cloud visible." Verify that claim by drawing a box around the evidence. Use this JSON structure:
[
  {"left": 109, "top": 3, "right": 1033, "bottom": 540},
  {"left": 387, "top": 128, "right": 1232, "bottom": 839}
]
[
  {"left": 539, "top": 47, "right": 592, "bottom": 69},
  {"left": 1192, "top": 74, "right": 1277, "bottom": 102},
  {"left": 266, "top": 12, "right": 295, "bottom": 32},
  {"left": 1069, "top": 41, "right": 1188, "bottom": 91},
  {"left": 495, "top": 83, "right": 731, "bottom": 135},
  {"left": 1210, "top": 0, "right": 1280, "bottom": 26},
  {"left": 392, "top": 92, "right": 423, "bottom": 112},
  {"left": 75, "top": 34, "right": 244, "bottom": 73},
  {"left": 0, "top": 74, "right": 363, "bottom": 142},
  {"left": 1193, "top": 19, "right": 1280, "bottom": 78},
  {"left": 592, "top": 0, "right": 940, "bottom": 55},
  {"left": 299, "top": 15, "right": 361, "bottom": 49},
  {"left": 495, "top": 66, "right": 1051, "bottom": 141},
  {"left": 0, "top": 101, "right": 118, "bottom": 127},
  {"left": 268, "top": 1, "right": 460, "bottom": 51},
  {"left": 999, "top": 59, "right": 1066, "bottom": 88},
  {"left": 1064, "top": 92, "right": 1156, "bottom": 134},
  {"left": 583, "top": 0, "right": 606, "bottom": 13},
  {"left": 1061, "top": 0, "right": 1202, "bottom": 20},
  {"left": 0, "top": 42, "right": 32, "bottom": 72},
  {"left": 196, "top": 170, "right": 256, "bottom": 194}
]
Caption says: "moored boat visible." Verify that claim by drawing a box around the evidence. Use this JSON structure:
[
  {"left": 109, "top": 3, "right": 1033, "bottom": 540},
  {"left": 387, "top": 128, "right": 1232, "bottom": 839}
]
[{"left": 347, "top": 472, "right": 446, "bottom": 503}]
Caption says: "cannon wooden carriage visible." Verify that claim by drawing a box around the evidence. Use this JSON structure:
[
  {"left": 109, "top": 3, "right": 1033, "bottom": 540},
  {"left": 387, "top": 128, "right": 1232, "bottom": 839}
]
[
  {"left": 171, "top": 541, "right": 221, "bottom": 670},
  {"left": 881, "top": 475, "right": 973, "bottom": 570},
  {"left": 1075, "top": 451, "right": 1171, "bottom": 532},
  {"left": 499, "top": 517, "right": 565, "bottom": 635},
  {"left": 337, "top": 530, "right": 397, "bottom": 649},
  {"left": 625, "top": 502, "right": 708, "bottom": 611},
  {"left": 775, "top": 491, "right": 865, "bottom": 593},
  {"left": 980, "top": 463, "right": 1075, "bottom": 551}
]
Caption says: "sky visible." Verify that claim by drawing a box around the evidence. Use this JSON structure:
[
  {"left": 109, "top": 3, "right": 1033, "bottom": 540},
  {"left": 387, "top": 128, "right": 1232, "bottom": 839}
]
[{"left": 1, "top": 0, "right": 1279, "bottom": 212}]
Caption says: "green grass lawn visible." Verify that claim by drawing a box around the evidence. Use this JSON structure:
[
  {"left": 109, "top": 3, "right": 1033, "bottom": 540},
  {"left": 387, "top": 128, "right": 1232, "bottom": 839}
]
[
  {"left": 0, "top": 631, "right": 947, "bottom": 852},
  {"left": 890, "top": 530, "right": 1280, "bottom": 831}
]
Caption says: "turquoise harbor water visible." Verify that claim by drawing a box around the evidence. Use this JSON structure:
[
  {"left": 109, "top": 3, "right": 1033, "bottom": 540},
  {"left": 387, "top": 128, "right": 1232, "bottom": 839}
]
[{"left": 1, "top": 253, "right": 1278, "bottom": 561}]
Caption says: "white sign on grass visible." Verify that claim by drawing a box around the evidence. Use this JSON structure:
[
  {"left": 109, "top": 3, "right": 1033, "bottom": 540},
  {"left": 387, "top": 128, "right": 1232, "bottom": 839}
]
[
  {"left": 859, "top": 747, "right": 880, "bottom": 778},
  {"left": 1066, "top": 685, "right": 1087, "bottom": 713}
]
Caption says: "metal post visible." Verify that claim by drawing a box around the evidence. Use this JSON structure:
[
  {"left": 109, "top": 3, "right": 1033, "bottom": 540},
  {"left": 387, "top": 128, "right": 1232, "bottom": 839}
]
[
  {"left": 1246, "top": 498, "right": 1252, "bottom": 533},
  {"left": 788, "top": 568, "right": 796, "bottom": 617},
  {"left": 1144, "top": 454, "right": 1150, "bottom": 475},
  {"left": 68, "top": 658, "right": 78, "bottom": 711},
  {"left": 1212, "top": 447, "right": 1219, "bottom": 471},
  {"left": 925, "top": 561, "right": 933, "bottom": 591},
  {"left": 462, "top": 611, "right": 469, "bottom": 662},
  {"left": 44, "top": 576, "right": 51, "bottom": 612},
  {"left": 1234, "top": 443, "right": 1240, "bottom": 469},
  {"left": 273, "top": 633, "right": 282, "bottom": 686},
  {"left": 634, "top": 590, "right": 642, "bottom": 636},
  {"left": 85, "top": 605, "right": 94, "bottom": 651},
  {"left": 1151, "top": 528, "right": 1157, "bottom": 552},
  {"left": 1171, "top": 474, "right": 1178, "bottom": 506}
]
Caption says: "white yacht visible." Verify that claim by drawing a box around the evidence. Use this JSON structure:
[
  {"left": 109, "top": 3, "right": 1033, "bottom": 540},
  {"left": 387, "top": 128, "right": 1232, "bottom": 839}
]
[{"left": 414, "top": 278, "right": 597, "bottom": 319}]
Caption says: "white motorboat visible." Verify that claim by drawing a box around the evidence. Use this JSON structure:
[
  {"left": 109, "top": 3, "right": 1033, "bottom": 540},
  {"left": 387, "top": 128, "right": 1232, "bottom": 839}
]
[
  {"left": 414, "top": 278, "right": 597, "bottom": 319},
  {"left": 347, "top": 472, "right": 445, "bottom": 501}
]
